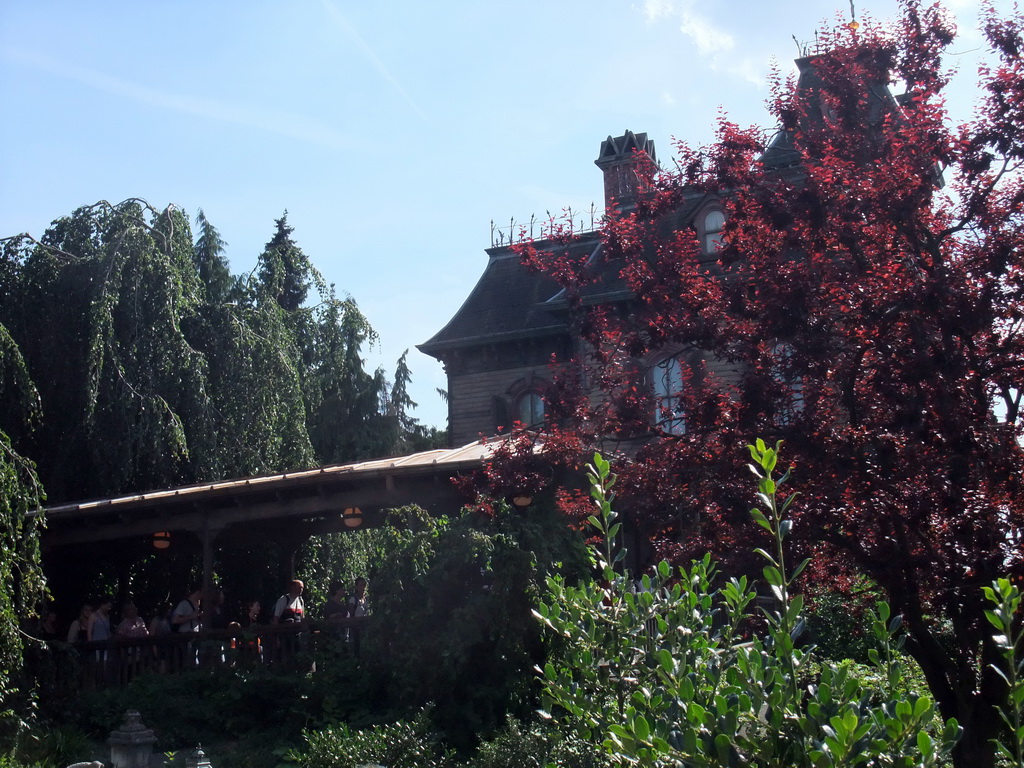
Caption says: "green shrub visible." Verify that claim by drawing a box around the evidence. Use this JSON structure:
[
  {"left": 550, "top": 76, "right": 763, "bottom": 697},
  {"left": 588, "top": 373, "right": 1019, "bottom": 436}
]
[
  {"left": 536, "top": 445, "right": 962, "bottom": 767},
  {"left": 288, "top": 712, "right": 454, "bottom": 768},
  {"left": 362, "top": 502, "right": 589, "bottom": 750},
  {"left": 10, "top": 724, "right": 94, "bottom": 768},
  {"left": 290, "top": 713, "right": 609, "bottom": 768},
  {"left": 983, "top": 578, "right": 1024, "bottom": 766},
  {"left": 70, "top": 666, "right": 332, "bottom": 750},
  {"left": 804, "top": 586, "right": 879, "bottom": 664},
  {"left": 466, "top": 716, "right": 609, "bottom": 768}
]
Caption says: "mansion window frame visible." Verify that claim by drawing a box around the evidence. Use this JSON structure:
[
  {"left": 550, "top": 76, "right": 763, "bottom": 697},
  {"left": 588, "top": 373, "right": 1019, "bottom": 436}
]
[
  {"left": 516, "top": 390, "right": 546, "bottom": 428},
  {"left": 770, "top": 342, "right": 805, "bottom": 426},
  {"left": 698, "top": 207, "right": 726, "bottom": 255},
  {"left": 651, "top": 353, "right": 692, "bottom": 436},
  {"left": 504, "top": 375, "right": 549, "bottom": 430}
]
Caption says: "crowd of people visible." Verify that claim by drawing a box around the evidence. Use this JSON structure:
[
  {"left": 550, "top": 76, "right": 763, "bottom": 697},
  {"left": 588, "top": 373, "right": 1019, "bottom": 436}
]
[{"left": 31, "top": 577, "right": 370, "bottom": 647}]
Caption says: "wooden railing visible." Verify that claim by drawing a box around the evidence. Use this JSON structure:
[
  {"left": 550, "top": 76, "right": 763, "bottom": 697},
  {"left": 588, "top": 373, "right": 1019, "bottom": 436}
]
[{"left": 29, "top": 617, "right": 368, "bottom": 692}]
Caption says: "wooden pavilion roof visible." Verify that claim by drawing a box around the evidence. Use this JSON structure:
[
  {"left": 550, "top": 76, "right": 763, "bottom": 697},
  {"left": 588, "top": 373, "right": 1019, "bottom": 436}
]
[{"left": 41, "top": 439, "right": 502, "bottom": 550}]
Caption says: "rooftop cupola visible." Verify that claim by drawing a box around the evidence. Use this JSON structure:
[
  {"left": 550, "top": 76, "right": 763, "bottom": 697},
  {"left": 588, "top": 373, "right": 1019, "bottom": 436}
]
[{"left": 594, "top": 130, "right": 658, "bottom": 211}]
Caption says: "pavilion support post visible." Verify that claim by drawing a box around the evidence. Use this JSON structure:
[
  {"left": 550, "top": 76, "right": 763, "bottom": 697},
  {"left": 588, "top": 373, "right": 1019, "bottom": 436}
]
[
  {"left": 201, "top": 520, "right": 217, "bottom": 617},
  {"left": 116, "top": 558, "right": 131, "bottom": 610},
  {"left": 278, "top": 529, "right": 309, "bottom": 582}
]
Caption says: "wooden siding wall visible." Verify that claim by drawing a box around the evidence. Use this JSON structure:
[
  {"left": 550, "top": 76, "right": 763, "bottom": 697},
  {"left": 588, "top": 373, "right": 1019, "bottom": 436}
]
[
  {"left": 446, "top": 346, "right": 743, "bottom": 447},
  {"left": 448, "top": 365, "right": 550, "bottom": 445}
]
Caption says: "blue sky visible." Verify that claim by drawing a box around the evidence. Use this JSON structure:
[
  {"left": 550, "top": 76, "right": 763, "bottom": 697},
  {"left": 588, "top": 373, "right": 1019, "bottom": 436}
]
[{"left": 0, "top": 0, "right": 992, "bottom": 432}]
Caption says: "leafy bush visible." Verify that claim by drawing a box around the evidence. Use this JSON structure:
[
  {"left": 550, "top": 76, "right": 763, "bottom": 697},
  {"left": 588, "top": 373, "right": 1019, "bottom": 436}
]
[
  {"left": 983, "top": 578, "right": 1024, "bottom": 766},
  {"left": 465, "top": 716, "right": 609, "bottom": 768},
  {"left": 298, "top": 527, "right": 394, "bottom": 610},
  {"left": 536, "top": 445, "right": 963, "bottom": 767},
  {"left": 288, "top": 711, "right": 454, "bottom": 768},
  {"left": 69, "top": 666, "right": 335, "bottom": 750},
  {"left": 7, "top": 724, "right": 95, "bottom": 768},
  {"left": 803, "top": 584, "right": 881, "bottom": 664},
  {"left": 362, "top": 502, "right": 589, "bottom": 749},
  {"left": 289, "top": 713, "right": 610, "bottom": 768}
]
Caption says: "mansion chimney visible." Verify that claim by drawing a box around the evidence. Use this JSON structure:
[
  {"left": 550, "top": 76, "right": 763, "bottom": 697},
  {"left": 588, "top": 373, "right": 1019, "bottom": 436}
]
[{"left": 594, "top": 130, "right": 658, "bottom": 211}]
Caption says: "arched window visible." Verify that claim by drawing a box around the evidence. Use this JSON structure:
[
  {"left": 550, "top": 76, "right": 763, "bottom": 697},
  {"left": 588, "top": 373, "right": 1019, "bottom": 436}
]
[
  {"left": 770, "top": 343, "right": 805, "bottom": 425},
  {"left": 652, "top": 355, "right": 687, "bottom": 435},
  {"left": 517, "top": 391, "right": 545, "bottom": 427},
  {"left": 702, "top": 209, "right": 726, "bottom": 254},
  {"left": 502, "top": 376, "right": 549, "bottom": 431}
]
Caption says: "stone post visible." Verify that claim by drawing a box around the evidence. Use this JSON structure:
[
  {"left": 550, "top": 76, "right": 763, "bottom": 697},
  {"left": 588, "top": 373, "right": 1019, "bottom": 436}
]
[{"left": 107, "top": 709, "right": 157, "bottom": 768}]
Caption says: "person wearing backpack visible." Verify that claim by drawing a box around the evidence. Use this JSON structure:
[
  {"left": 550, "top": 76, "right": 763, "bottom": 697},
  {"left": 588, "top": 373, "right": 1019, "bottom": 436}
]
[
  {"left": 270, "top": 580, "right": 305, "bottom": 663},
  {"left": 272, "top": 580, "right": 305, "bottom": 624},
  {"left": 171, "top": 587, "right": 203, "bottom": 632}
]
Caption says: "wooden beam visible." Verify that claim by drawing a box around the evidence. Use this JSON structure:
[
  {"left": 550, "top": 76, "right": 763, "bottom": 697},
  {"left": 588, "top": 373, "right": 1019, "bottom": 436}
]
[{"left": 43, "top": 476, "right": 466, "bottom": 548}]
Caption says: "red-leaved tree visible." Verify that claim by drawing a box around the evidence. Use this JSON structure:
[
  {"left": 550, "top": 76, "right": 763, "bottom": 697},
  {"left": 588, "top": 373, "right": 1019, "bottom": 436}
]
[{"left": 508, "top": 3, "right": 1024, "bottom": 766}]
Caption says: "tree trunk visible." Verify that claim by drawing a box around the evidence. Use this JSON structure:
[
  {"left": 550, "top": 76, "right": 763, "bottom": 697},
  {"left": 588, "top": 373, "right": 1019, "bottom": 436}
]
[
  {"left": 947, "top": 638, "right": 1005, "bottom": 768},
  {"left": 902, "top": 603, "right": 1005, "bottom": 768}
]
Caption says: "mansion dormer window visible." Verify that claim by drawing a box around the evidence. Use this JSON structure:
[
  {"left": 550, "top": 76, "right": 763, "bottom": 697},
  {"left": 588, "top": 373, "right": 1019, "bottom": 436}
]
[
  {"left": 701, "top": 209, "right": 726, "bottom": 254},
  {"left": 652, "top": 354, "right": 687, "bottom": 435}
]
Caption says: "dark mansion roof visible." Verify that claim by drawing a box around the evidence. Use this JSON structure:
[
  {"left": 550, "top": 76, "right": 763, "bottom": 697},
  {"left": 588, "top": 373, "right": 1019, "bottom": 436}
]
[
  {"left": 419, "top": 191, "right": 712, "bottom": 361},
  {"left": 418, "top": 234, "right": 601, "bottom": 355}
]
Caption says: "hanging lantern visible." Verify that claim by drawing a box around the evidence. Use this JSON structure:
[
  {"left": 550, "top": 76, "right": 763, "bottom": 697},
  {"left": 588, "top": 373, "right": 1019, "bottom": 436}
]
[
  {"left": 342, "top": 507, "right": 363, "bottom": 528},
  {"left": 153, "top": 531, "right": 171, "bottom": 550},
  {"left": 512, "top": 495, "right": 533, "bottom": 507}
]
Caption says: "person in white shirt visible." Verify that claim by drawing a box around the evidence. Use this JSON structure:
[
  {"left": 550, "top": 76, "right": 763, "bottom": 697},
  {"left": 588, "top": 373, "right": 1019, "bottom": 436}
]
[{"left": 272, "top": 579, "right": 305, "bottom": 624}]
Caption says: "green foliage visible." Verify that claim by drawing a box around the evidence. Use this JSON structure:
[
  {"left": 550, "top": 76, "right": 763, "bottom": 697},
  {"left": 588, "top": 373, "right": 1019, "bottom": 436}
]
[
  {"left": 288, "top": 711, "right": 455, "bottom": 768},
  {"left": 983, "top": 578, "right": 1024, "bottom": 766},
  {"left": 363, "top": 501, "right": 590, "bottom": 750},
  {"left": 0, "top": 323, "right": 40, "bottom": 448},
  {"left": 0, "top": 200, "right": 446, "bottom": 624},
  {"left": 805, "top": 585, "right": 882, "bottom": 664},
  {"left": 535, "top": 445, "right": 962, "bottom": 767},
  {"left": 257, "top": 213, "right": 313, "bottom": 313},
  {"left": 70, "top": 664, "right": 354, "bottom": 750},
  {"left": 298, "top": 527, "right": 393, "bottom": 611},
  {"left": 1, "top": 199, "right": 441, "bottom": 503},
  {"left": 1, "top": 201, "right": 226, "bottom": 499},
  {"left": 0, "top": 199, "right": 454, "bottom": 763},
  {"left": 386, "top": 350, "right": 447, "bottom": 455},
  {"left": 0, "top": 436, "right": 46, "bottom": 756},
  {"left": 192, "top": 208, "right": 232, "bottom": 304},
  {"left": 0, "top": 319, "right": 47, "bottom": 760},
  {"left": 303, "top": 290, "right": 394, "bottom": 463},
  {"left": 19, "top": 201, "right": 215, "bottom": 499},
  {"left": 290, "top": 714, "right": 610, "bottom": 768},
  {"left": 4, "top": 724, "right": 93, "bottom": 768},
  {"left": 465, "top": 716, "right": 610, "bottom": 768},
  {"left": 186, "top": 297, "right": 316, "bottom": 478}
]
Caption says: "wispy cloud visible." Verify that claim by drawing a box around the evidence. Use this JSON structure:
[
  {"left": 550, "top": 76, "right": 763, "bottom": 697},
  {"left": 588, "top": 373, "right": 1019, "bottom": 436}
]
[
  {"left": 3, "top": 47, "right": 351, "bottom": 150},
  {"left": 679, "top": 8, "right": 735, "bottom": 57},
  {"left": 642, "top": 0, "right": 765, "bottom": 87},
  {"left": 643, "top": 0, "right": 674, "bottom": 22},
  {"left": 319, "top": 0, "right": 426, "bottom": 121}
]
